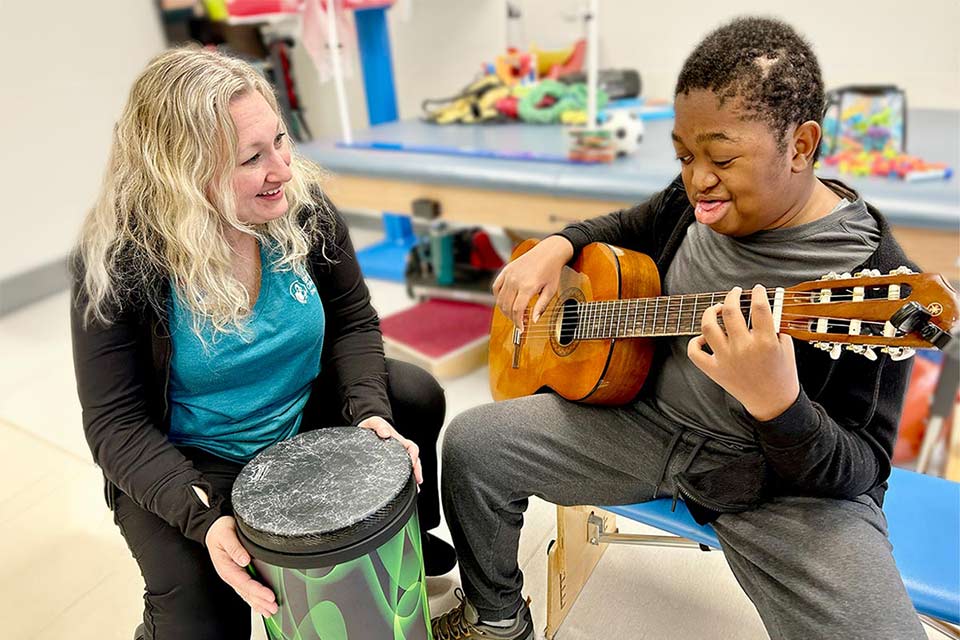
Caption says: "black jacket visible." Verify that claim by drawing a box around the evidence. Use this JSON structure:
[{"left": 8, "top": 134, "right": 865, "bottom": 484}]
[
  {"left": 71, "top": 205, "right": 390, "bottom": 544},
  {"left": 557, "top": 176, "right": 917, "bottom": 523}
]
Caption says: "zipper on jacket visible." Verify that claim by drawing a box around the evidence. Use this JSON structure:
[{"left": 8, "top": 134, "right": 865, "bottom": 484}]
[
  {"left": 153, "top": 316, "right": 173, "bottom": 426},
  {"left": 162, "top": 346, "right": 171, "bottom": 425},
  {"left": 675, "top": 477, "right": 748, "bottom": 513}
]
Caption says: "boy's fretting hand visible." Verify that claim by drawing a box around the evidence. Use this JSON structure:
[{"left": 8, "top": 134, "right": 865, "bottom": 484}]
[{"left": 687, "top": 284, "right": 800, "bottom": 422}]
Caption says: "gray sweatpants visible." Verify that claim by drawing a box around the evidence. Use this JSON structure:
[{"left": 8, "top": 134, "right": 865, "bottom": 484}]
[{"left": 440, "top": 393, "right": 925, "bottom": 640}]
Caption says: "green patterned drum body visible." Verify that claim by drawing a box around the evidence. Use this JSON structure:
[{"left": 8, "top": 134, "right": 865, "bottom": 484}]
[{"left": 232, "top": 428, "right": 432, "bottom": 640}]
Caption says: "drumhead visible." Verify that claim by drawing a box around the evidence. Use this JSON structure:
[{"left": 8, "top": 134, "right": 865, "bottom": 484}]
[{"left": 232, "top": 427, "right": 417, "bottom": 566}]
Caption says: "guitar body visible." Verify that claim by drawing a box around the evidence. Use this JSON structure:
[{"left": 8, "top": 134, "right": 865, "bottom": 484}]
[{"left": 489, "top": 240, "right": 660, "bottom": 405}]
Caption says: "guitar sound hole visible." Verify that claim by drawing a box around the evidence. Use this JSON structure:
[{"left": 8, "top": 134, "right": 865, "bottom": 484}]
[{"left": 557, "top": 298, "right": 580, "bottom": 346}]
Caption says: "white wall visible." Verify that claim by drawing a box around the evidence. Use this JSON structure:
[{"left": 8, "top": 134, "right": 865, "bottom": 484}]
[
  {"left": 520, "top": 0, "right": 960, "bottom": 111},
  {"left": 293, "top": 0, "right": 958, "bottom": 140},
  {"left": 0, "top": 1, "right": 166, "bottom": 280}
]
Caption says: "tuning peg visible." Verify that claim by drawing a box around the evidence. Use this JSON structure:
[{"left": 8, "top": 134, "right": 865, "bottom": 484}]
[
  {"left": 839, "top": 272, "right": 852, "bottom": 280},
  {"left": 846, "top": 344, "right": 878, "bottom": 360},
  {"left": 813, "top": 341, "right": 842, "bottom": 359},
  {"left": 854, "top": 269, "right": 882, "bottom": 278},
  {"left": 813, "top": 341, "right": 845, "bottom": 359},
  {"left": 881, "top": 346, "right": 916, "bottom": 361},
  {"left": 820, "top": 272, "right": 840, "bottom": 281},
  {"left": 889, "top": 266, "right": 915, "bottom": 276}
]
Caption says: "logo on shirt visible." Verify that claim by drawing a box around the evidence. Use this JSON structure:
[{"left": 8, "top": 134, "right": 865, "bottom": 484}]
[
  {"left": 290, "top": 281, "right": 309, "bottom": 304},
  {"left": 289, "top": 262, "right": 317, "bottom": 304}
]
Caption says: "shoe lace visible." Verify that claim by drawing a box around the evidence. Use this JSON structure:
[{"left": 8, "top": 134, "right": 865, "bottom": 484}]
[{"left": 431, "top": 588, "right": 476, "bottom": 640}]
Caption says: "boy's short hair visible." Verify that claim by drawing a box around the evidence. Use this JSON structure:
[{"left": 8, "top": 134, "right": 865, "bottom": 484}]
[{"left": 675, "top": 16, "right": 825, "bottom": 159}]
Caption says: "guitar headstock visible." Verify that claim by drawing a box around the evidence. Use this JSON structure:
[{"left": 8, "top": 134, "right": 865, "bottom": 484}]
[{"left": 780, "top": 268, "right": 957, "bottom": 361}]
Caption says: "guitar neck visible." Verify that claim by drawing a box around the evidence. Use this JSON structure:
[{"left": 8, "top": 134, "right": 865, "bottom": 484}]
[{"left": 576, "top": 292, "right": 773, "bottom": 339}]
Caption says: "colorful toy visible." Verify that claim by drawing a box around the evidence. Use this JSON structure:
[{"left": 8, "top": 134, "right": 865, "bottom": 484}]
[
  {"left": 534, "top": 40, "right": 587, "bottom": 78},
  {"left": 495, "top": 51, "right": 537, "bottom": 86},
  {"left": 822, "top": 150, "right": 953, "bottom": 181},
  {"left": 517, "top": 80, "right": 608, "bottom": 125},
  {"left": 567, "top": 128, "right": 615, "bottom": 163},
  {"left": 821, "top": 86, "right": 906, "bottom": 157},
  {"left": 421, "top": 75, "right": 508, "bottom": 124},
  {"left": 494, "top": 41, "right": 586, "bottom": 87}
]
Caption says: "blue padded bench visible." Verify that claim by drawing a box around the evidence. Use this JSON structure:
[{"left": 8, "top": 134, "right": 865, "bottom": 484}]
[{"left": 597, "top": 467, "right": 959, "bottom": 637}]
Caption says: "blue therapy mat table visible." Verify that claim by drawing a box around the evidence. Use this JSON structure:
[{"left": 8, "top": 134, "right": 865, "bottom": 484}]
[{"left": 302, "top": 110, "right": 959, "bottom": 278}]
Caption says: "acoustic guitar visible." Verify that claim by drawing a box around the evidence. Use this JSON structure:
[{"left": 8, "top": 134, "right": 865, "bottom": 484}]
[{"left": 489, "top": 240, "right": 958, "bottom": 405}]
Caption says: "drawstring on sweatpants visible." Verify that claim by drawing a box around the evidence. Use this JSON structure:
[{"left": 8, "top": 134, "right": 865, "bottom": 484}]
[
  {"left": 651, "top": 428, "right": 708, "bottom": 512},
  {"left": 652, "top": 429, "right": 684, "bottom": 500},
  {"left": 671, "top": 436, "right": 706, "bottom": 512}
]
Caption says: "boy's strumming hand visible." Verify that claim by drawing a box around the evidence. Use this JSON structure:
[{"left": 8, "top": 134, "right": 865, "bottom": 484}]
[
  {"left": 687, "top": 285, "right": 800, "bottom": 422},
  {"left": 492, "top": 235, "right": 574, "bottom": 331}
]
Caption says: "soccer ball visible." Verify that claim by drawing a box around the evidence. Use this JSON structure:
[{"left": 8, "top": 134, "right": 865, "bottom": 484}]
[{"left": 603, "top": 110, "right": 645, "bottom": 158}]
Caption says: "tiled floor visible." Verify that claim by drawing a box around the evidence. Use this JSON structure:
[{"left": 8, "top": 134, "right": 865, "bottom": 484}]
[{"left": 0, "top": 227, "right": 948, "bottom": 639}]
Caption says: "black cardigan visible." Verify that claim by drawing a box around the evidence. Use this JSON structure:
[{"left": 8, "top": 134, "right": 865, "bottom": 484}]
[
  {"left": 71, "top": 204, "right": 391, "bottom": 544},
  {"left": 557, "top": 176, "right": 917, "bottom": 523}
]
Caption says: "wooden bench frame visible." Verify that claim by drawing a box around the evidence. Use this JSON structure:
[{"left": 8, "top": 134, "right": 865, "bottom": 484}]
[{"left": 545, "top": 504, "right": 960, "bottom": 639}]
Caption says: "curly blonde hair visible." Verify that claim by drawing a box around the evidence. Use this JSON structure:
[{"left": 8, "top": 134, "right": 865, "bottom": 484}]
[{"left": 76, "top": 45, "right": 333, "bottom": 338}]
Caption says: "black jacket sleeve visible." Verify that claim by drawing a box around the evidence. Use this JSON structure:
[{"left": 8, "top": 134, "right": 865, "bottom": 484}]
[
  {"left": 554, "top": 175, "right": 684, "bottom": 256},
  {"left": 311, "top": 205, "right": 392, "bottom": 425},
  {"left": 70, "top": 278, "right": 224, "bottom": 545},
  {"left": 749, "top": 350, "right": 912, "bottom": 498}
]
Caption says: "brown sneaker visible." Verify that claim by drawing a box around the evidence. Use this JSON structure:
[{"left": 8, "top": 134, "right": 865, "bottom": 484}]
[{"left": 431, "top": 588, "right": 534, "bottom": 640}]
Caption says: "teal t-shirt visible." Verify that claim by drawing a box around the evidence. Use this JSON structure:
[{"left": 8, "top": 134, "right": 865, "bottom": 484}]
[{"left": 167, "top": 244, "right": 325, "bottom": 462}]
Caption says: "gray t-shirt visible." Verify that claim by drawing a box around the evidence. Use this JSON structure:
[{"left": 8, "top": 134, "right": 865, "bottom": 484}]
[{"left": 641, "top": 195, "right": 880, "bottom": 445}]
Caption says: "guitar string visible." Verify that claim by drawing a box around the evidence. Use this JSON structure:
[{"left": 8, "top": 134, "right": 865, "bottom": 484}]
[
  {"left": 532, "top": 291, "right": 908, "bottom": 306},
  {"left": 509, "top": 290, "right": 916, "bottom": 325},
  {"left": 514, "top": 313, "right": 898, "bottom": 339},
  {"left": 513, "top": 297, "right": 902, "bottom": 332}
]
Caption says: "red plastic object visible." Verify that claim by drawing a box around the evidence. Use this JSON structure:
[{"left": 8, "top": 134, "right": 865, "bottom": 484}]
[
  {"left": 495, "top": 95, "right": 520, "bottom": 119},
  {"left": 893, "top": 357, "right": 957, "bottom": 463},
  {"left": 469, "top": 231, "right": 506, "bottom": 271},
  {"left": 554, "top": 39, "right": 586, "bottom": 77},
  {"left": 228, "top": 0, "right": 393, "bottom": 16},
  {"left": 226, "top": 0, "right": 302, "bottom": 16},
  {"left": 320, "top": 0, "right": 395, "bottom": 9}
]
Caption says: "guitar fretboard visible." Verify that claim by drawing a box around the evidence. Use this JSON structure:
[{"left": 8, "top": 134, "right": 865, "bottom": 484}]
[{"left": 575, "top": 293, "right": 761, "bottom": 339}]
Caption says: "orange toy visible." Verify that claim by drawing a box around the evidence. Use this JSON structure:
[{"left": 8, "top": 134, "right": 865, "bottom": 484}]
[{"left": 495, "top": 40, "right": 586, "bottom": 86}]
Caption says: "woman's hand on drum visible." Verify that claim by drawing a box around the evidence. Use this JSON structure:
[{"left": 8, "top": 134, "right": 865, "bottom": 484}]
[
  {"left": 359, "top": 416, "right": 423, "bottom": 485},
  {"left": 205, "top": 515, "right": 279, "bottom": 618},
  {"left": 492, "top": 235, "right": 574, "bottom": 332}
]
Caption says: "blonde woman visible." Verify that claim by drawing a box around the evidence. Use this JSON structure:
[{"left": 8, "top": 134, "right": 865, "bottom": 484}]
[{"left": 71, "top": 46, "right": 454, "bottom": 639}]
